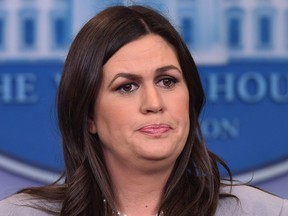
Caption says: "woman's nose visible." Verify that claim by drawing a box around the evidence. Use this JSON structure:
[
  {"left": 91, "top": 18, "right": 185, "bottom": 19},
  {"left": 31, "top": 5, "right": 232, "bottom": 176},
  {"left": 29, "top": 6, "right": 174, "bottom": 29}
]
[{"left": 140, "top": 86, "right": 164, "bottom": 114}]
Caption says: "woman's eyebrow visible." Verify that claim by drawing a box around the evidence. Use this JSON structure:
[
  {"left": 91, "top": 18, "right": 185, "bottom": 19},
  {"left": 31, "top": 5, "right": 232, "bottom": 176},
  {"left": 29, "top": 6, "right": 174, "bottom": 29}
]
[
  {"left": 108, "top": 73, "right": 142, "bottom": 87},
  {"left": 155, "top": 65, "right": 182, "bottom": 74}
]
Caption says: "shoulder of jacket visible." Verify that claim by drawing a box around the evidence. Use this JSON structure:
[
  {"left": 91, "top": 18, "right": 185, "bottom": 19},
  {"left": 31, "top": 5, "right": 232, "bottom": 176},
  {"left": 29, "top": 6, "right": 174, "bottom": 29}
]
[
  {"left": 0, "top": 193, "right": 60, "bottom": 216},
  {"left": 216, "top": 185, "right": 288, "bottom": 216}
]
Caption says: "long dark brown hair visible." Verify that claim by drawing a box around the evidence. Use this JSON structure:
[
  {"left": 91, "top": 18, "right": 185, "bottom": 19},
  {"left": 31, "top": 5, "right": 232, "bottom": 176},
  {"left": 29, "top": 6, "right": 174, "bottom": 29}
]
[{"left": 19, "top": 5, "right": 234, "bottom": 216}]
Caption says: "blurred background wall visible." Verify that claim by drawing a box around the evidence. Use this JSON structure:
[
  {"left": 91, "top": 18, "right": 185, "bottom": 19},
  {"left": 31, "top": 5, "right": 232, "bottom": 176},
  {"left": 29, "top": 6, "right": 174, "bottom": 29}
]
[{"left": 0, "top": 0, "right": 287, "bottom": 199}]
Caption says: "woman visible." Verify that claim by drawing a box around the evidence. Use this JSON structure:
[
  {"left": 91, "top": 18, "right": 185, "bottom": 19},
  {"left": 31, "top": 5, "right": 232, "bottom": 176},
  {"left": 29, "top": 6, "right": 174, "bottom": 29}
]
[{"left": 0, "top": 5, "right": 287, "bottom": 216}]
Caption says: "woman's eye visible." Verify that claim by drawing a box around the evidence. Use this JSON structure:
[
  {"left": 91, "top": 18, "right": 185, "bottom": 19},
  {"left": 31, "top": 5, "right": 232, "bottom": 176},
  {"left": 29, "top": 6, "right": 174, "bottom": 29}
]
[
  {"left": 117, "top": 83, "right": 138, "bottom": 94},
  {"left": 157, "top": 77, "right": 177, "bottom": 88}
]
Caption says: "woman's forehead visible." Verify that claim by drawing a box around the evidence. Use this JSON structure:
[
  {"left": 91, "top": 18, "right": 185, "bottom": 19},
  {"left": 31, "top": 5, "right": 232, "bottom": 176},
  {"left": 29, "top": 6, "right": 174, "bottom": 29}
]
[{"left": 102, "top": 35, "right": 179, "bottom": 74}]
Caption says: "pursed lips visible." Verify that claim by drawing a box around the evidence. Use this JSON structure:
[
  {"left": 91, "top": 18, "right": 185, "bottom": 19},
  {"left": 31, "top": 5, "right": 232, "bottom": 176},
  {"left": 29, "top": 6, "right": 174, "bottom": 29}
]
[{"left": 138, "top": 124, "right": 172, "bottom": 136}]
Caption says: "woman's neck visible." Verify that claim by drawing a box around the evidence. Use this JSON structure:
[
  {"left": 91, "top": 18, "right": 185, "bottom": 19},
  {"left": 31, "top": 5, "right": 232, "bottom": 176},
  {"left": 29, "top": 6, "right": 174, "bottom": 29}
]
[{"left": 107, "top": 161, "right": 173, "bottom": 215}]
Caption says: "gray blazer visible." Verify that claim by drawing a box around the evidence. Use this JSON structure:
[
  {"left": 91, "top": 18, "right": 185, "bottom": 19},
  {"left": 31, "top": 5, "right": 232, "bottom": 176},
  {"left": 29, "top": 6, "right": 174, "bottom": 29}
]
[{"left": 0, "top": 185, "right": 287, "bottom": 215}]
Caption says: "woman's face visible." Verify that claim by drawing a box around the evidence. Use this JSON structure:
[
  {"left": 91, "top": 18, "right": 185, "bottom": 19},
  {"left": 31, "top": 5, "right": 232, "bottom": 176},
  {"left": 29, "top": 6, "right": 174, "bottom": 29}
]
[{"left": 89, "top": 34, "right": 190, "bottom": 171}]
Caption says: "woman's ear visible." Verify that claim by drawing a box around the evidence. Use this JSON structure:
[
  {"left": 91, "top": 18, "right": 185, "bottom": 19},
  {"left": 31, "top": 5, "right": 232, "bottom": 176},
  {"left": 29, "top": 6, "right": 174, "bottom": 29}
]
[{"left": 88, "top": 117, "right": 97, "bottom": 134}]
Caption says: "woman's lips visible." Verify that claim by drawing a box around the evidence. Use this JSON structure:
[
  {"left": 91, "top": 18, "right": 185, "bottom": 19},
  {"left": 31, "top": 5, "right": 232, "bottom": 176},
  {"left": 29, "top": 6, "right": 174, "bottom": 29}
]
[{"left": 138, "top": 124, "right": 171, "bottom": 136}]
